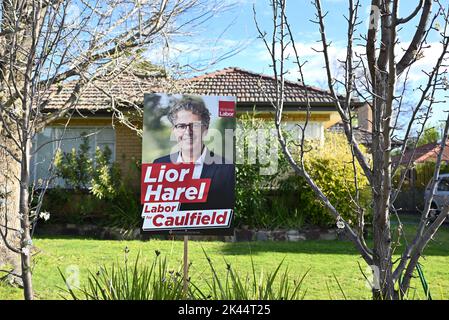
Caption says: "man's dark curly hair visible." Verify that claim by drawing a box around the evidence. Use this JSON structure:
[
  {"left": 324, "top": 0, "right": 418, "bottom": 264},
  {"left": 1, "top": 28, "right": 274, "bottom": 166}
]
[{"left": 167, "top": 96, "right": 211, "bottom": 128}]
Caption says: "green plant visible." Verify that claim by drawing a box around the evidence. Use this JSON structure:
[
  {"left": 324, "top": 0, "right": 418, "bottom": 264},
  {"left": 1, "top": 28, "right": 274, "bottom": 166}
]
[
  {"left": 39, "top": 187, "right": 113, "bottom": 224},
  {"left": 54, "top": 134, "right": 121, "bottom": 199},
  {"left": 59, "top": 250, "right": 189, "bottom": 300},
  {"left": 54, "top": 134, "right": 93, "bottom": 190},
  {"left": 106, "top": 184, "right": 141, "bottom": 230},
  {"left": 52, "top": 139, "right": 142, "bottom": 229},
  {"left": 235, "top": 115, "right": 371, "bottom": 229},
  {"left": 234, "top": 113, "right": 292, "bottom": 228},
  {"left": 194, "top": 248, "right": 309, "bottom": 300},
  {"left": 415, "top": 124, "right": 442, "bottom": 147},
  {"left": 90, "top": 146, "right": 121, "bottom": 200},
  {"left": 279, "top": 132, "right": 371, "bottom": 227},
  {"left": 103, "top": 160, "right": 142, "bottom": 230}
]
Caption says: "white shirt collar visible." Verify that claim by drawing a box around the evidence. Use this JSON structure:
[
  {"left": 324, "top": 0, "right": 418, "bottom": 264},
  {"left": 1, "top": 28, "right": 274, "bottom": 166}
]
[{"left": 176, "top": 146, "right": 207, "bottom": 164}]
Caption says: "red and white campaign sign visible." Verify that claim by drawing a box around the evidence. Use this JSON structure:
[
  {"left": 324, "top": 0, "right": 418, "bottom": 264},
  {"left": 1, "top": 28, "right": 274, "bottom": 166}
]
[
  {"left": 142, "top": 93, "right": 235, "bottom": 234},
  {"left": 141, "top": 163, "right": 233, "bottom": 232}
]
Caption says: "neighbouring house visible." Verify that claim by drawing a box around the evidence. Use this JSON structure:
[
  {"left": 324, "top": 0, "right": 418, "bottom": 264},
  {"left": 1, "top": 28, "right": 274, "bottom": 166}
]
[
  {"left": 31, "top": 67, "right": 365, "bottom": 186},
  {"left": 393, "top": 141, "right": 449, "bottom": 166},
  {"left": 393, "top": 140, "right": 449, "bottom": 186},
  {"left": 392, "top": 141, "right": 449, "bottom": 213}
]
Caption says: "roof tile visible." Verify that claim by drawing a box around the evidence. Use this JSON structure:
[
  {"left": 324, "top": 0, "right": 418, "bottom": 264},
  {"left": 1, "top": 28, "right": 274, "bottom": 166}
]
[{"left": 43, "top": 67, "right": 337, "bottom": 111}]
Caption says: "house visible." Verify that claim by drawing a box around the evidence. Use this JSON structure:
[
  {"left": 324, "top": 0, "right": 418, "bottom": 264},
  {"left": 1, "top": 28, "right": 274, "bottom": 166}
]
[
  {"left": 392, "top": 140, "right": 449, "bottom": 187},
  {"left": 391, "top": 141, "right": 449, "bottom": 213},
  {"left": 393, "top": 141, "right": 449, "bottom": 166},
  {"left": 31, "top": 67, "right": 364, "bottom": 184}
]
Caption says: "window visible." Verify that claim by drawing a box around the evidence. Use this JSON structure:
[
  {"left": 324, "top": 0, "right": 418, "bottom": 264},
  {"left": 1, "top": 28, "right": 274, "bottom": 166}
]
[
  {"left": 31, "top": 126, "right": 115, "bottom": 187},
  {"left": 284, "top": 121, "right": 324, "bottom": 144}
]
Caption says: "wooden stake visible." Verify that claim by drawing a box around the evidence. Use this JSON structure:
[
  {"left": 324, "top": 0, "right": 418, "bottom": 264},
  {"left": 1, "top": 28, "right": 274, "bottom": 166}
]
[{"left": 183, "top": 235, "right": 189, "bottom": 297}]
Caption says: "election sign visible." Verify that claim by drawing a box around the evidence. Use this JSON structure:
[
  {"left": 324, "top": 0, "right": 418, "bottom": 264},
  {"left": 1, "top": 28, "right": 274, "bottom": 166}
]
[{"left": 141, "top": 94, "right": 235, "bottom": 235}]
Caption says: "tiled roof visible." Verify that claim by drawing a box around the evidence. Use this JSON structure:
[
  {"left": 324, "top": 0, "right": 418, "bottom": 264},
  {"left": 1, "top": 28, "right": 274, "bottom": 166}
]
[
  {"left": 393, "top": 141, "right": 449, "bottom": 165},
  {"left": 42, "top": 72, "right": 174, "bottom": 112},
  {"left": 42, "top": 67, "right": 339, "bottom": 111},
  {"left": 180, "top": 67, "right": 337, "bottom": 104}
]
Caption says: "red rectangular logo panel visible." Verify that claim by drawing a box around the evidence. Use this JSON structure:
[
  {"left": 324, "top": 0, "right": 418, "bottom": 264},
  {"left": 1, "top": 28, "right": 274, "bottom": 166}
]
[{"left": 218, "top": 101, "right": 235, "bottom": 117}]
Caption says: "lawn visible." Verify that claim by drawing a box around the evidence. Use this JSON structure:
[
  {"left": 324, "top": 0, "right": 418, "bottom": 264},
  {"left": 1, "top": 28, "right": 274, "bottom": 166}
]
[{"left": 1, "top": 217, "right": 449, "bottom": 300}]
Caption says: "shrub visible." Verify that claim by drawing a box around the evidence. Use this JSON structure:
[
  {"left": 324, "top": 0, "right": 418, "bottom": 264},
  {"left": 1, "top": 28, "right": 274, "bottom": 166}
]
[
  {"left": 50, "top": 140, "right": 141, "bottom": 229},
  {"left": 293, "top": 132, "right": 371, "bottom": 227},
  {"left": 235, "top": 114, "right": 371, "bottom": 228},
  {"left": 53, "top": 134, "right": 93, "bottom": 190},
  {"left": 234, "top": 113, "right": 293, "bottom": 228},
  {"left": 90, "top": 146, "right": 121, "bottom": 200},
  {"left": 234, "top": 115, "right": 270, "bottom": 226}
]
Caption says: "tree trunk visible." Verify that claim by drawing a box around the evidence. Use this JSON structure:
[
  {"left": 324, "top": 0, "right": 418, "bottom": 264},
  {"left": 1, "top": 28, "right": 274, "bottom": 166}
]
[
  {"left": 0, "top": 143, "right": 22, "bottom": 286},
  {"left": 371, "top": 72, "right": 396, "bottom": 300},
  {"left": 18, "top": 135, "right": 34, "bottom": 299}
]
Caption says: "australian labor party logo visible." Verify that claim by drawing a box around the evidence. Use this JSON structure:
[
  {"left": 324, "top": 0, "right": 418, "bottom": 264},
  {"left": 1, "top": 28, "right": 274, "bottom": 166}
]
[
  {"left": 218, "top": 100, "right": 235, "bottom": 117},
  {"left": 141, "top": 163, "right": 233, "bottom": 232}
]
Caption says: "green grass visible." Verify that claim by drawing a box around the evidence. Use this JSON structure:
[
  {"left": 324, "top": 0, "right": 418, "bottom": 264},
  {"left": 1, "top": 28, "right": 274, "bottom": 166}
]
[{"left": 1, "top": 217, "right": 449, "bottom": 300}]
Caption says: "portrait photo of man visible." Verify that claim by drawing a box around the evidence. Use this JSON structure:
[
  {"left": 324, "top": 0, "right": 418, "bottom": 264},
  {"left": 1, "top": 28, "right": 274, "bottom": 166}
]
[{"left": 144, "top": 94, "right": 235, "bottom": 213}]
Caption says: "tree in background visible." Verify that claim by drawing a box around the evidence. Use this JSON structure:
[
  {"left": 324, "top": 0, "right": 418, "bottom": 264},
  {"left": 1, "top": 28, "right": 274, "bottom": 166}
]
[
  {"left": 255, "top": 0, "right": 449, "bottom": 299},
  {"left": 416, "top": 124, "right": 442, "bottom": 147}
]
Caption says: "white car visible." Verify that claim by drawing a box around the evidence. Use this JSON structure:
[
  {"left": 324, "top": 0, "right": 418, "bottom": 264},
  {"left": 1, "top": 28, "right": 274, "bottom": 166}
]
[{"left": 424, "top": 173, "right": 449, "bottom": 221}]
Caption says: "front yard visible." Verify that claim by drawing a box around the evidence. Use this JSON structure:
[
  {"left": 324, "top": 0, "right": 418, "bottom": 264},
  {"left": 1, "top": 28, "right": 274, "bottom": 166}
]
[{"left": 2, "top": 216, "right": 449, "bottom": 300}]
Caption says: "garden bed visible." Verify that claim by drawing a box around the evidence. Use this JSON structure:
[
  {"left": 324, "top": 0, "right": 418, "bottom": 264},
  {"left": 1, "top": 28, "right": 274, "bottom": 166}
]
[{"left": 34, "top": 223, "right": 348, "bottom": 242}]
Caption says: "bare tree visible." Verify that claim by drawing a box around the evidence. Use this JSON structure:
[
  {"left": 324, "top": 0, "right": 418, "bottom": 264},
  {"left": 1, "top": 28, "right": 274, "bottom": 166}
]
[
  {"left": 0, "top": 0, "right": 233, "bottom": 300},
  {"left": 255, "top": 0, "right": 449, "bottom": 299}
]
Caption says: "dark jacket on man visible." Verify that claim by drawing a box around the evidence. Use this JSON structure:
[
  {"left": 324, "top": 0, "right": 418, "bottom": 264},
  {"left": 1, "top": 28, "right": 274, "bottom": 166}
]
[{"left": 153, "top": 149, "right": 235, "bottom": 211}]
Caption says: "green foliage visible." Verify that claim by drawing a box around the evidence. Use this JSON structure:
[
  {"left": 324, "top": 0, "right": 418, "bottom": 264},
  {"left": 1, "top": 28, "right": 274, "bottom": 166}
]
[
  {"left": 54, "top": 135, "right": 93, "bottom": 190},
  {"left": 54, "top": 134, "right": 121, "bottom": 197},
  {"left": 235, "top": 115, "right": 371, "bottom": 228},
  {"left": 193, "top": 249, "right": 308, "bottom": 300},
  {"left": 235, "top": 114, "right": 270, "bottom": 226},
  {"left": 105, "top": 163, "right": 142, "bottom": 230},
  {"left": 40, "top": 187, "right": 104, "bottom": 224},
  {"left": 394, "top": 161, "right": 449, "bottom": 191},
  {"left": 90, "top": 146, "right": 121, "bottom": 200},
  {"left": 416, "top": 125, "right": 441, "bottom": 147},
  {"left": 51, "top": 138, "right": 141, "bottom": 229},
  {"left": 235, "top": 114, "right": 295, "bottom": 228},
  {"left": 59, "top": 248, "right": 308, "bottom": 300},
  {"left": 300, "top": 132, "right": 371, "bottom": 227},
  {"left": 59, "top": 251, "right": 187, "bottom": 300}
]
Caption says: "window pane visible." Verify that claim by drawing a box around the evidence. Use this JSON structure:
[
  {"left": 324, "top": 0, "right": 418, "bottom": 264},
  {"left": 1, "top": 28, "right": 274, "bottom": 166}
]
[
  {"left": 31, "top": 126, "right": 116, "bottom": 188},
  {"left": 31, "top": 128, "right": 54, "bottom": 185}
]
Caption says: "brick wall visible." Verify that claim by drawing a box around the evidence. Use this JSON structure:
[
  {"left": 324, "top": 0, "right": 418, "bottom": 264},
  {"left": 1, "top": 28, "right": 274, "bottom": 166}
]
[
  {"left": 356, "top": 102, "right": 372, "bottom": 132},
  {"left": 115, "top": 123, "right": 142, "bottom": 184}
]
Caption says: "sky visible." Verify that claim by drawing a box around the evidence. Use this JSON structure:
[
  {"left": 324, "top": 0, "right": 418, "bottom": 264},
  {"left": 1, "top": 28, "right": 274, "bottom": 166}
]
[{"left": 147, "top": 0, "right": 449, "bottom": 130}]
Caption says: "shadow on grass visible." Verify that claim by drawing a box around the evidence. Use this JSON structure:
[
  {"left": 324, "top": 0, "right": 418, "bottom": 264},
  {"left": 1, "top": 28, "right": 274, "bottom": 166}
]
[
  {"left": 217, "top": 240, "right": 360, "bottom": 256},
  {"left": 33, "top": 219, "right": 449, "bottom": 257}
]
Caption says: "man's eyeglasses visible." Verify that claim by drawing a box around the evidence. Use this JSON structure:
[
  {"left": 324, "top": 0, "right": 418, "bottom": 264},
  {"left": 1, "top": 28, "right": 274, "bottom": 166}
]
[{"left": 173, "top": 122, "right": 206, "bottom": 131}]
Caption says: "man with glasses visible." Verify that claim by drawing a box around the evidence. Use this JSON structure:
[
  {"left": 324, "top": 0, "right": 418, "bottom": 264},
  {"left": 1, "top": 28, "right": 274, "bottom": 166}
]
[{"left": 153, "top": 96, "right": 235, "bottom": 211}]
